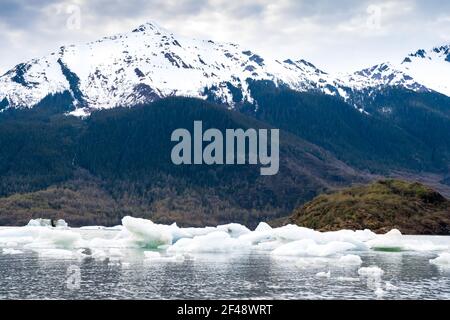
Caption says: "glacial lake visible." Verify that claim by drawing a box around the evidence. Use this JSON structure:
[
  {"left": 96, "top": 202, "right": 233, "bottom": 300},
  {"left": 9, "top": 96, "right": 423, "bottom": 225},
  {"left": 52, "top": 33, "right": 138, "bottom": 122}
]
[{"left": 0, "top": 227, "right": 449, "bottom": 300}]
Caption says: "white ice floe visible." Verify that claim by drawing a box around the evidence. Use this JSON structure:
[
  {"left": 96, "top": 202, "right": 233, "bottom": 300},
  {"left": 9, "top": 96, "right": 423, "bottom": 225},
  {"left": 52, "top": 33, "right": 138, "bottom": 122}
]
[
  {"left": 429, "top": 252, "right": 450, "bottom": 266},
  {"left": 2, "top": 248, "right": 23, "bottom": 255},
  {"left": 89, "top": 249, "right": 108, "bottom": 261},
  {"left": 338, "top": 254, "right": 363, "bottom": 266},
  {"left": 358, "top": 266, "right": 385, "bottom": 278},
  {"left": 79, "top": 226, "right": 106, "bottom": 230},
  {"left": 36, "top": 249, "right": 80, "bottom": 259},
  {"left": 24, "top": 228, "right": 81, "bottom": 249},
  {"left": 374, "top": 287, "right": 385, "bottom": 298},
  {"left": 316, "top": 271, "right": 331, "bottom": 278},
  {"left": 367, "top": 229, "right": 448, "bottom": 252},
  {"left": 27, "top": 218, "right": 68, "bottom": 228},
  {"left": 358, "top": 266, "right": 385, "bottom": 298},
  {"left": 0, "top": 217, "right": 449, "bottom": 266},
  {"left": 121, "top": 216, "right": 174, "bottom": 248},
  {"left": 255, "top": 222, "right": 272, "bottom": 232},
  {"left": 0, "top": 226, "right": 81, "bottom": 249},
  {"left": 385, "top": 281, "right": 399, "bottom": 291},
  {"left": 271, "top": 239, "right": 356, "bottom": 257},
  {"left": 336, "top": 277, "right": 360, "bottom": 282},
  {"left": 143, "top": 251, "right": 161, "bottom": 259},
  {"left": 217, "top": 223, "right": 251, "bottom": 238},
  {"left": 295, "top": 257, "right": 330, "bottom": 268},
  {"left": 168, "top": 231, "right": 250, "bottom": 254}
]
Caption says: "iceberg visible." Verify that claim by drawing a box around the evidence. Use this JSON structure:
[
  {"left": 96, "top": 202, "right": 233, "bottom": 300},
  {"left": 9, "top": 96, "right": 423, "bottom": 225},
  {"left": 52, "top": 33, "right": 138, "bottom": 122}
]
[
  {"left": 36, "top": 248, "right": 80, "bottom": 259},
  {"left": 2, "top": 248, "right": 23, "bottom": 255},
  {"left": 0, "top": 226, "right": 81, "bottom": 249},
  {"left": 316, "top": 271, "right": 331, "bottom": 278},
  {"left": 271, "top": 239, "right": 356, "bottom": 257},
  {"left": 429, "top": 252, "right": 450, "bottom": 266},
  {"left": 121, "top": 216, "right": 173, "bottom": 248},
  {"left": 358, "top": 266, "right": 384, "bottom": 278},
  {"left": 27, "top": 218, "right": 68, "bottom": 228},
  {"left": 168, "top": 231, "right": 250, "bottom": 254},
  {"left": 338, "top": 254, "right": 363, "bottom": 266},
  {"left": 0, "top": 216, "right": 448, "bottom": 269}
]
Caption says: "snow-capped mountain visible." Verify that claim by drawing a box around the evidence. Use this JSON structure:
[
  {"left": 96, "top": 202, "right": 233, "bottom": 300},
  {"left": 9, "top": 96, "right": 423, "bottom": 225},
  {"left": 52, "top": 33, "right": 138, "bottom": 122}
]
[
  {"left": 343, "top": 62, "right": 428, "bottom": 92},
  {"left": 399, "top": 45, "right": 450, "bottom": 97},
  {"left": 345, "top": 45, "right": 450, "bottom": 98},
  {"left": 0, "top": 22, "right": 448, "bottom": 117},
  {"left": 0, "top": 22, "right": 343, "bottom": 116}
]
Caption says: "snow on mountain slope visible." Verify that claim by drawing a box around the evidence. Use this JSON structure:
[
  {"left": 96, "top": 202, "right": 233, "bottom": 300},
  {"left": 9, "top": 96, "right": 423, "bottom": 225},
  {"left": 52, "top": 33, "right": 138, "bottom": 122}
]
[
  {"left": 342, "top": 62, "right": 428, "bottom": 92},
  {"left": 0, "top": 22, "right": 448, "bottom": 117},
  {"left": 0, "top": 22, "right": 342, "bottom": 116},
  {"left": 399, "top": 46, "right": 450, "bottom": 97}
]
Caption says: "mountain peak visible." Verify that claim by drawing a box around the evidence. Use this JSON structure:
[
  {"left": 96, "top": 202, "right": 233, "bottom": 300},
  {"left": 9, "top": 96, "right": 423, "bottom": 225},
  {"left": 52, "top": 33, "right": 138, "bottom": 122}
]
[
  {"left": 131, "top": 22, "right": 169, "bottom": 34},
  {"left": 403, "top": 44, "right": 450, "bottom": 63}
]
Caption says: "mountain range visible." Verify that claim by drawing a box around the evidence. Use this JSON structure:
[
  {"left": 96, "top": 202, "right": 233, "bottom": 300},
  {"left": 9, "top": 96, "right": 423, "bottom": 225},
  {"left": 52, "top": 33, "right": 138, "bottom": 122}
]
[
  {"left": 1, "top": 22, "right": 449, "bottom": 115},
  {"left": 0, "top": 22, "right": 449, "bottom": 227}
]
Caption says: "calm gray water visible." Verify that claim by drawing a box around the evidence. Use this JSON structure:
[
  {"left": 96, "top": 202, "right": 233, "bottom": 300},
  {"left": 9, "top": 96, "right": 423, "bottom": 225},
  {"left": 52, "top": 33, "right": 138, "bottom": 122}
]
[{"left": 1, "top": 245, "right": 449, "bottom": 300}]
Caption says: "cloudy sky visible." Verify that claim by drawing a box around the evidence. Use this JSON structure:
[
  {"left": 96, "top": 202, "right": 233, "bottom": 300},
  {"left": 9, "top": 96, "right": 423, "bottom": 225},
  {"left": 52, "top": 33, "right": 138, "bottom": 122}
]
[{"left": 1, "top": 0, "right": 449, "bottom": 74}]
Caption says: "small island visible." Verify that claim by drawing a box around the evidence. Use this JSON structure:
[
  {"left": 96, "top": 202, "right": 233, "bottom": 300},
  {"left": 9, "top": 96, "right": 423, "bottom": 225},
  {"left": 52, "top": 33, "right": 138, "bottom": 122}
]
[{"left": 286, "top": 179, "right": 450, "bottom": 235}]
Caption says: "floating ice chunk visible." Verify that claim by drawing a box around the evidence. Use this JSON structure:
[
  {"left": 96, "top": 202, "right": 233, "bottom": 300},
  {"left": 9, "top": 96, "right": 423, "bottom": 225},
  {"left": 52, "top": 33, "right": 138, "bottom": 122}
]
[
  {"left": 338, "top": 254, "right": 363, "bottom": 266},
  {"left": 253, "top": 239, "right": 284, "bottom": 252},
  {"left": 429, "top": 252, "right": 450, "bottom": 266},
  {"left": 106, "top": 225, "right": 124, "bottom": 231},
  {"left": 0, "top": 227, "right": 37, "bottom": 244},
  {"left": 354, "top": 229, "right": 378, "bottom": 242},
  {"left": 295, "top": 257, "right": 330, "bottom": 268},
  {"left": 217, "top": 223, "right": 251, "bottom": 238},
  {"left": 23, "top": 228, "right": 81, "bottom": 249},
  {"left": 358, "top": 266, "right": 384, "bottom": 278},
  {"left": 90, "top": 249, "right": 108, "bottom": 261},
  {"left": 143, "top": 251, "right": 186, "bottom": 262},
  {"left": 144, "top": 251, "right": 161, "bottom": 259},
  {"left": 271, "top": 239, "right": 356, "bottom": 257},
  {"left": 109, "top": 248, "right": 124, "bottom": 257},
  {"left": 238, "top": 229, "right": 273, "bottom": 247},
  {"left": 55, "top": 219, "right": 68, "bottom": 228},
  {"left": 26, "top": 218, "right": 68, "bottom": 228},
  {"left": 271, "top": 224, "right": 320, "bottom": 242},
  {"left": 336, "top": 277, "right": 360, "bottom": 282},
  {"left": 374, "top": 287, "right": 385, "bottom": 298},
  {"left": 2, "top": 248, "right": 23, "bottom": 255},
  {"left": 385, "top": 281, "right": 398, "bottom": 291},
  {"left": 316, "top": 271, "right": 331, "bottom": 278},
  {"left": 168, "top": 231, "right": 250, "bottom": 253},
  {"left": 87, "top": 237, "right": 137, "bottom": 249},
  {"left": 358, "top": 266, "right": 385, "bottom": 297},
  {"left": 384, "top": 229, "right": 402, "bottom": 237},
  {"left": 255, "top": 222, "right": 272, "bottom": 232},
  {"left": 165, "top": 223, "right": 193, "bottom": 243},
  {"left": 321, "top": 231, "right": 369, "bottom": 251},
  {"left": 179, "top": 226, "right": 217, "bottom": 238},
  {"left": 121, "top": 216, "right": 173, "bottom": 248},
  {"left": 0, "top": 227, "right": 81, "bottom": 248},
  {"left": 36, "top": 249, "right": 77, "bottom": 259},
  {"left": 367, "top": 234, "right": 447, "bottom": 252},
  {"left": 27, "top": 219, "right": 53, "bottom": 227},
  {"left": 80, "top": 226, "right": 105, "bottom": 230}
]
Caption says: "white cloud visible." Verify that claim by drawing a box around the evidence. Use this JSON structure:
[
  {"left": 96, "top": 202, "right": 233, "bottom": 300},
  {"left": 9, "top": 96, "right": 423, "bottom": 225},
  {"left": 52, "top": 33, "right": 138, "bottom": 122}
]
[{"left": 0, "top": 0, "right": 448, "bottom": 74}]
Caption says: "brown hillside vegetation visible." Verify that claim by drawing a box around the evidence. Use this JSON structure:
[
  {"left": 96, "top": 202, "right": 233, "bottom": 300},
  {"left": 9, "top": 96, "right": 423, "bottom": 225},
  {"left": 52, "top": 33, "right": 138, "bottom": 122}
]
[{"left": 287, "top": 179, "right": 450, "bottom": 235}]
